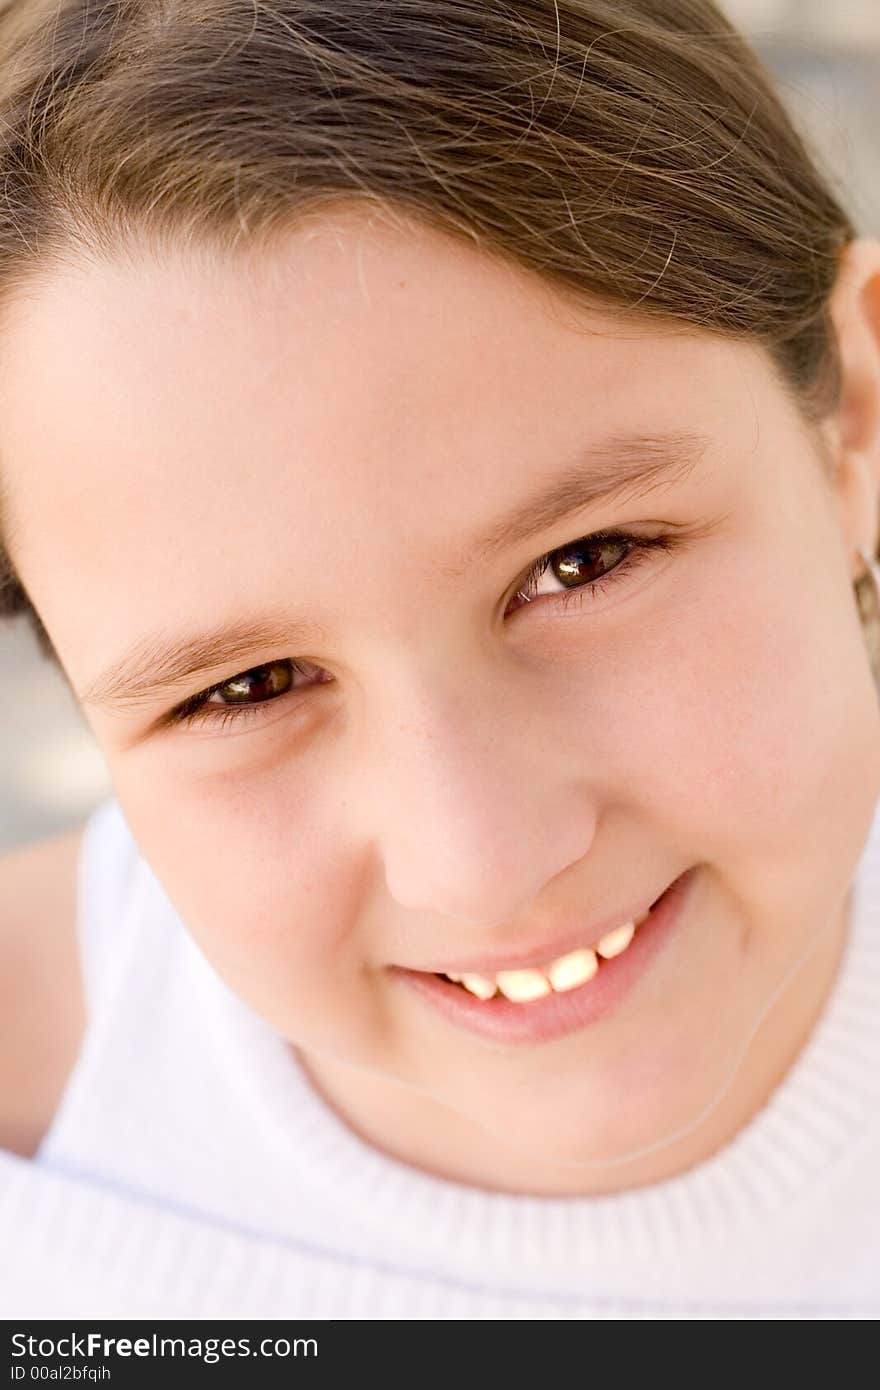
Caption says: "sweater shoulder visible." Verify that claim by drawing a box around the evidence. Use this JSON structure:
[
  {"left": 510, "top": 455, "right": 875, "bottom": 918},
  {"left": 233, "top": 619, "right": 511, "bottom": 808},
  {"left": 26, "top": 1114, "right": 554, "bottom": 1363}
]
[{"left": 0, "top": 799, "right": 137, "bottom": 1158}]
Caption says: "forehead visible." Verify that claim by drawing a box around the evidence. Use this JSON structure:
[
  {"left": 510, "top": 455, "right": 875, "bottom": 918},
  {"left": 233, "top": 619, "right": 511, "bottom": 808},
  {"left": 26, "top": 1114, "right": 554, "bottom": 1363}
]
[{"left": 0, "top": 211, "right": 762, "bottom": 683}]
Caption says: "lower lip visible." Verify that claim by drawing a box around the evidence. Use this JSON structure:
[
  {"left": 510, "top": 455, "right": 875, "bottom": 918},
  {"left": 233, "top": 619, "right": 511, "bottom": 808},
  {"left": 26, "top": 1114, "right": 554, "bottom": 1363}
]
[{"left": 390, "top": 867, "right": 700, "bottom": 1046}]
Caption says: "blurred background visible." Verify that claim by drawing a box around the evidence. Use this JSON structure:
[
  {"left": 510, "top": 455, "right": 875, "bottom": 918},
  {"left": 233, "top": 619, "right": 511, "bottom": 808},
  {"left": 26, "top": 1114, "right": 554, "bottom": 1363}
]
[{"left": 1, "top": 0, "right": 879, "bottom": 851}]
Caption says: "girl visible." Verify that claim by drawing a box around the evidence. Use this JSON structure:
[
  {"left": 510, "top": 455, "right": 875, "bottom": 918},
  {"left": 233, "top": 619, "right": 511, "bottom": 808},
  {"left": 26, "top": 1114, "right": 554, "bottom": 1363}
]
[{"left": 0, "top": 0, "right": 878, "bottom": 1319}]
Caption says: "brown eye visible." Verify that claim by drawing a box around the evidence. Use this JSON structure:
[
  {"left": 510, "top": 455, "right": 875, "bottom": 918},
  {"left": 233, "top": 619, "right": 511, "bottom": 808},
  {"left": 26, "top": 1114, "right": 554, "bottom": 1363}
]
[
  {"left": 551, "top": 537, "right": 631, "bottom": 587},
  {"left": 207, "top": 660, "right": 296, "bottom": 706},
  {"left": 507, "top": 530, "right": 677, "bottom": 618},
  {"left": 168, "top": 656, "right": 333, "bottom": 731},
  {"left": 512, "top": 533, "right": 636, "bottom": 610}
]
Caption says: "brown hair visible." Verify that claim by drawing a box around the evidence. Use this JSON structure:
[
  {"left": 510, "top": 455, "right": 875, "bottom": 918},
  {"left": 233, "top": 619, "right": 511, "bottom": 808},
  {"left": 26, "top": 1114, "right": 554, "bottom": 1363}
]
[{"left": 0, "top": 0, "right": 857, "bottom": 665}]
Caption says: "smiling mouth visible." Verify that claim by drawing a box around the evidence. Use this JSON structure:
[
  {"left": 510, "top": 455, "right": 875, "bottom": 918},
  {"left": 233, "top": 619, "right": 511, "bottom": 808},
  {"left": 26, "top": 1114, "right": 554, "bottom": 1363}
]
[
  {"left": 391, "top": 869, "right": 698, "bottom": 1045},
  {"left": 428, "top": 888, "right": 671, "bottom": 1004}
]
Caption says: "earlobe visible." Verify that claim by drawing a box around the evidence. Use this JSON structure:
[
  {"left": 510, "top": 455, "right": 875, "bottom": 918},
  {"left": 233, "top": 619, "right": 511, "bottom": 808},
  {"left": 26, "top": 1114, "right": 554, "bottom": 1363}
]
[
  {"left": 837, "top": 450, "right": 880, "bottom": 574},
  {"left": 853, "top": 544, "right": 880, "bottom": 694}
]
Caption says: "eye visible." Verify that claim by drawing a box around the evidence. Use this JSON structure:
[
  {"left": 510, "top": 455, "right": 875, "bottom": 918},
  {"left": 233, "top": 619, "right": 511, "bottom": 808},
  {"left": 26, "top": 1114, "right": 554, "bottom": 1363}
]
[
  {"left": 165, "top": 528, "right": 678, "bottom": 735},
  {"left": 168, "top": 658, "right": 330, "bottom": 731},
  {"left": 506, "top": 527, "right": 677, "bottom": 617}
]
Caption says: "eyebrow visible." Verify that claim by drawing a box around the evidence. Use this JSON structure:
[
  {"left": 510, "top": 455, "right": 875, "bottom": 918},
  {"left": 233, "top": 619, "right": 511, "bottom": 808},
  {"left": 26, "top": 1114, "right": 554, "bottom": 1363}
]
[
  {"left": 81, "top": 428, "right": 708, "bottom": 712},
  {"left": 443, "top": 428, "right": 708, "bottom": 573}
]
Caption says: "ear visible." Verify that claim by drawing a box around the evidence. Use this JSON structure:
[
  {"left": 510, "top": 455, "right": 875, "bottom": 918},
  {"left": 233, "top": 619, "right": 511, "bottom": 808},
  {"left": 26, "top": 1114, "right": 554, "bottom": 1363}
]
[{"left": 825, "top": 237, "right": 880, "bottom": 577}]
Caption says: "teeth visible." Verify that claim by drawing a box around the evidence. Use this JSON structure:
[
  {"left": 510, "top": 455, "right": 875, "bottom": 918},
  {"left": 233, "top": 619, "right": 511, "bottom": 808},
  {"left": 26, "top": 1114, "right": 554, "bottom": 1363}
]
[
  {"left": 545, "top": 947, "right": 598, "bottom": 992},
  {"left": 459, "top": 972, "right": 497, "bottom": 1000},
  {"left": 442, "top": 911, "right": 645, "bottom": 1001},
  {"left": 595, "top": 920, "right": 636, "bottom": 959},
  {"left": 495, "top": 969, "right": 552, "bottom": 1002}
]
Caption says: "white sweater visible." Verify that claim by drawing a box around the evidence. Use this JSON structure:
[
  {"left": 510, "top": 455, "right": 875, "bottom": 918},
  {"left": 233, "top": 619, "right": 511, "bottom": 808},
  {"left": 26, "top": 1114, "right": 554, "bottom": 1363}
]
[{"left": 1, "top": 796, "right": 878, "bottom": 1320}]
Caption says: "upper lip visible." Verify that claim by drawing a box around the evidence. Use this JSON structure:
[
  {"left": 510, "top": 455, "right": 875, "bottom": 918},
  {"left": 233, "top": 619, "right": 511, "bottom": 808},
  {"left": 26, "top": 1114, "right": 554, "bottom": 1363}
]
[{"left": 404, "top": 878, "right": 677, "bottom": 976}]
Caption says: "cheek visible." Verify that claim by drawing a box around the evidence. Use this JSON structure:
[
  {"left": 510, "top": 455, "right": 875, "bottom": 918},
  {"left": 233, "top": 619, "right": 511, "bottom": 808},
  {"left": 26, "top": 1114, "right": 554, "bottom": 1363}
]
[
  {"left": 580, "top": 542, "right": 880, "bottom": 893},
  {"left": 113, "top": 762, "right": 364, "bottom": 1033}
]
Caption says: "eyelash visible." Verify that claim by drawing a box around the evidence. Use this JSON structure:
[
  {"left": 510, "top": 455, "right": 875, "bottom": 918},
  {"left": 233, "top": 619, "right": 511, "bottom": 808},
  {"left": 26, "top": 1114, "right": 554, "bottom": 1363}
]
[{"left": 169, "top": 528, "right": 677, "bottom": 732}]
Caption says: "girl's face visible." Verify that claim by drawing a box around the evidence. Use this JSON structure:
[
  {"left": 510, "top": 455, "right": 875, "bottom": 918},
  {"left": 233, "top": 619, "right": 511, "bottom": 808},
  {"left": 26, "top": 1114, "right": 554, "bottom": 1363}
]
[{"left": 3, "top": 212, "right": 880, "bottom": 1194}]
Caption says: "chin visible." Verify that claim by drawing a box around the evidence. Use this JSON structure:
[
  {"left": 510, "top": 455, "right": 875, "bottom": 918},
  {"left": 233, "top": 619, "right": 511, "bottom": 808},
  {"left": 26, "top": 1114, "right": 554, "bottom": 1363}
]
[
  {"left": 466, "top": 1062, "right": 733, "bottom": 1178},
  {"left": 496, "top": 1110, "right": 672, "bottom": 1171}
]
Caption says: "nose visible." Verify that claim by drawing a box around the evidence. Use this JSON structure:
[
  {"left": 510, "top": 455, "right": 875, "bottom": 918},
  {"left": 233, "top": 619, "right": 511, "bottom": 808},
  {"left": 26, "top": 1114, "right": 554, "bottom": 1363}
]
[{"left": 365, "top": 683, "right": 596, "bottom": 928}]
